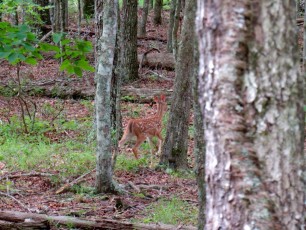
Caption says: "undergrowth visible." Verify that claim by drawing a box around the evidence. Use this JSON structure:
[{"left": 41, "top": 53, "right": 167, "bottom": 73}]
[{"left": 138, "top": 197, "right": 197, "bottom": 226}]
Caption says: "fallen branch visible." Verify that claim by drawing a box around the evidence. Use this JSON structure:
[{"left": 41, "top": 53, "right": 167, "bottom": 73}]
[
  {"left": 0, "top": 210, "right": 197, "bottom": 230},
  {"left": 127, "top": 181, "right": 141, "bottom": 193},
  {"left": 0, "top": 192, "right": 32, "bottom": 213},
  {"left": 55, "top": 169, "right": 95, "bottom": 194},
  {"left": 0, "top": 172, "right": 55, "bottom": 181}
]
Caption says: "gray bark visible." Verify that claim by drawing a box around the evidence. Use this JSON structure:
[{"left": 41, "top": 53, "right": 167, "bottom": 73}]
[
  {"left": 94, "top": 0, "right": 118, "bottom": 193},
  {"left": 172, "top": 0, "right": 181, "bottom": 58},
  {"left": 159, "top": 0, "right": 195, "bottom": 170},
  {"left": 120, "top": 0, "right": 139, "bottom": 82},
  {"left": 192, "top": 33, "right": 205, "bottom": 230},
  {"left": 167, "top": 0, "right": 176, "bottom": 52},
  {"left": 52, "top": 0, "right": 68, "bottom": 32},
  {"left": 196, "top": 0, "right": 305, "bottom": 229}
]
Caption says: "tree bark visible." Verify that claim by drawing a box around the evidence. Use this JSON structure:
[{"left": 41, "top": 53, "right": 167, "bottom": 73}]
[
  {"left": 167, "top": 0, "right": 176, "bottom": 52},
  {"left": 94, "top": 0, "right": 118, "bottom": 193},
  {"left": 138, "top": 0, "right": 150, "bottom": 37},
  {"left": 172, "top": 0, "right": 181, "bottom": 58},
  {"left": 196, "top": 0, "right": 305, "bottom": 229},
  {"left": 52, "top": 0, "right": 68, "bottom": 33},
  {"left": 159, "top": 0, "right": 195, "bottom": 170},
  {"left": 120, "top": 0, "right": 139, "bottom": 82},
  {"left": 192, "top": 32, "right": 205, "bottom": 230},
  {"left": 153, "top": 0, "right": 163, "bottom": 25}
]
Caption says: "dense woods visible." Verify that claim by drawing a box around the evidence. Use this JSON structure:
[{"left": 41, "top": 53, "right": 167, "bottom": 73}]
[{"left": 0, "top": 0, "right": 304, "bottom": 229}]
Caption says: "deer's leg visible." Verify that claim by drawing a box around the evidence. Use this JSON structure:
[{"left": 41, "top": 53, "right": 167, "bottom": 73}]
[
  {"left": 119, "top": 130, "right": 132, "bottom": 148},
  {"left": 156, "top": 133, "right": 163, "bottom": 155},
  {"left": 132, "top": 135, "right": 146, "bottom": 159},
  {"left": 147, "top": 137, "right": 155, "bottom": 168}
]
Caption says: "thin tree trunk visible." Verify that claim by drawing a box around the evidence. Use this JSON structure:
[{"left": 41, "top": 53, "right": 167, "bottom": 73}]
[
  {"left": 167, "top": 0, "right": 176, "bottom": 52},
  {"left": 120, "top": 0, "right": 138, "bottom": 82},
  {"left": 94, "top": 0, "right": 118, "bottom": 193},
  {"left": 138, "top": 0, "right": 150, "bottom": 37},
  {"left": 153, "top": 0, "right": 163, "bottom": 25},
  {"left": 192, "top": 33, "right": 205, "bottom": 230},
  {"left": 172, "top": 0, "right": 181, "bottom": 58},
  {"left": 159, "top": 0, "right": 195, "bottom": 170},
  {"left": 303, "top": 0, "right": 306, "bottom": 72}
]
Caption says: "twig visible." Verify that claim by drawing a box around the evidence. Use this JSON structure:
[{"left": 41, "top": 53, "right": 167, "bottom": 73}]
[
  {"left": 127, "top": 181, "right": 141, "bottom": 193},
  {"left": 55, "top": 169, "right": 95, "bottom": 194},
  {"left": 0, "top": 192, "right": 32, "bottom": 212},
  {"left": 145, "top": 70, "right": 173, "bottom": 81}
]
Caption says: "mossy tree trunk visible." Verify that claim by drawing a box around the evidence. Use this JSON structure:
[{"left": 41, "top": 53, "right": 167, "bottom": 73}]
[
  {"left": 159, "top": 0, "right": 195, "bottom": 170},
  {"left": 196, "top": 0, "right": 305, "bottom": 228}
]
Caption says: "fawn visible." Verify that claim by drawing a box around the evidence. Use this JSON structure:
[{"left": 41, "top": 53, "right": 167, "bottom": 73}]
[{"left": 119, "top": 94, "right": 167, "bottom": 164}]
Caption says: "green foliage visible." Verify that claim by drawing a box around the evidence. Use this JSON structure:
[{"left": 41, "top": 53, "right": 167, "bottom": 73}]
[
  {"left": 115, "top": 154, "right": 148, "bottom": 172},
  {"left": 52, "top": 33, "right": 94, "bottom": 77},
  {"left": 139, "top": 197, "right": 197, "bottom": 226},
  {"left": 0, "top": 22, "right": 43, "bottom": 65},
  {"left": 0, "top": 0, "right": 50, "bottom": 26}
]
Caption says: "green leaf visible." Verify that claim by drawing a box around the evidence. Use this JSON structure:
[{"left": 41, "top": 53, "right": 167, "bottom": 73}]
[
  {"left": 74, "top": 66, "right": 82, "bottom": 77},
  {"left": 8, "top": 52, "right": 19, "bottom": 64},
  {"left": 59, "top": 59, "right": 71, "bottom": 71},
  {"left": 25, "top": 57, "right": 37, "bottom": 65},
  {"left": 77, "top": 59, "right": 94, "bottom": 72},
  {"left": 0, "top": 52, "right": 10, "bottom": 59},
  {"left": 52, "top": 33, "right": 62, "bottom": 44}
]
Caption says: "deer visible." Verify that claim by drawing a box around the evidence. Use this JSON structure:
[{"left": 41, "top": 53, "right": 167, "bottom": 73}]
[{"left": 119, "top": 94, "right": 167, "bottom": 166}]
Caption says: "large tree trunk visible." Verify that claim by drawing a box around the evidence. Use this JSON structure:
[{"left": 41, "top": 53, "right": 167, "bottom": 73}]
[
  {"left": 94, "top": 0, "right": 118, "bottom": 193},
  {"left": 196, "top": 0, "right": 305, "bottom": 229},
  {"left": 159, "top": 0, "right": 195, "bottom": 170},
  {"left": 120, "top": 0, "right": 139, "bottom": 82}
]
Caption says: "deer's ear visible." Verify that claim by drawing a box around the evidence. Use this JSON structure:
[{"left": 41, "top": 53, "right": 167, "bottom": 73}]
[
  {"left": 160, "top": 94, "right": 166, "bottom": 100},
  {"left": 154, "top": 95, "right": 158, "bottom": 101}
]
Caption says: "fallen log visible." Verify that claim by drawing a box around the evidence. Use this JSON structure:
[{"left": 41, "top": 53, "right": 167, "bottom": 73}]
[
  {"left": 0, "top": 210, "right": 196, "bottom": 230},
  {"left": 138, "top": 52, "right": 175, "bottom": 70},
  {"left": 1, "top": 79, "right": 172, "bottom": 101}
]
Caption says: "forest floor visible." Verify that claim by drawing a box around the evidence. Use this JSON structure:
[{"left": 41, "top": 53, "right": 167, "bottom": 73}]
[{"left": 0, "top": 8, "right": 198, "bottom": 229}]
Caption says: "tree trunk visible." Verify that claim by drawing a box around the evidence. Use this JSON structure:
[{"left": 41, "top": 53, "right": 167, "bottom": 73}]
[
  {"left": 192, "top": 33, "right": 205, "bottom": 230},
  {"left": 120, "top": 0, "right": 139, "bottom": 82},
  {"left": 83, "top": 0, "right": 94, "bottom": 18},
  {"left": 52, "top": 0, "right": 68, "bottom": 32},
  {"left": 33, "top": 0, "right": 51, "bottom": 35},
  {"left": 196, "top": 0, "right": 305, "bottom": 229},
  {"left": 153, "top": 0, "right": 163, "bottom": 25},
  {"left": 94, "top": 0, "right": 118, "bottom": 193},
  {"left": 138, "top": 0, "right": 150, "bottom": 37},
  {"left": 159, "top": 0, "right": 195, "bottom": 170},
  {"left": 303, "top": 0, "right": 306, "bottom": 72},
  {"left": 167, "top": 0, "right": 176, "bottom": 52},
  {"left": 172, "top": 0, "right": 181, "bottom": 58}
]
